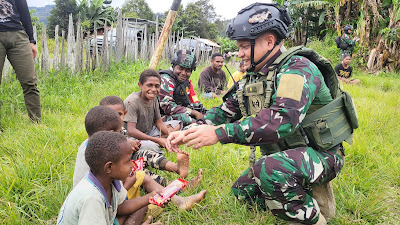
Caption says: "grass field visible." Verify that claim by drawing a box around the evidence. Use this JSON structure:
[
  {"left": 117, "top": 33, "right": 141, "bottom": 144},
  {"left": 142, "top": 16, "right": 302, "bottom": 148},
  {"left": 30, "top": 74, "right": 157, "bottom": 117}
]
[{"left": 0, "top": 44, "right": 399, "bottom": 224}]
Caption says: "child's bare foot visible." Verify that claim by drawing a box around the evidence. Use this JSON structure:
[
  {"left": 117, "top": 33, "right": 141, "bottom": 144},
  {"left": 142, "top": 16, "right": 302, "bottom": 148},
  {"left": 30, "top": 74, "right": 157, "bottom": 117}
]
[
  {"left": 177, "top": 151, "right": 189, "bottom": 178},
  {"left": 174, "top": 190, "right": 207, "bottom": 210},
  {"left": 182, "top": 169, "right": 203, "bottom": 192},
  {"left": 142, "top": 216, "right": 163, "bottom": 225}
]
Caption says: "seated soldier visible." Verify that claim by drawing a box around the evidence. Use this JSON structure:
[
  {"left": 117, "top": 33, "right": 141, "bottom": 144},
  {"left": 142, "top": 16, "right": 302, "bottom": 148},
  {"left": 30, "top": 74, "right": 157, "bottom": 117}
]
[
  {"left": 334, "top": 54, "right": 360, "bottom": 85},
  {"left": 159, "top": 50, "right": 207, "bottom": 127}
]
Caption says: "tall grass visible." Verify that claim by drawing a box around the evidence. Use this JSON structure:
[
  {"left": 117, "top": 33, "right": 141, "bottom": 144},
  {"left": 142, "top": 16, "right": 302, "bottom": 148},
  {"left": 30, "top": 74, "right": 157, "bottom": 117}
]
[{"left": 0, "top": 47, "right": 399, "bottom": 224}]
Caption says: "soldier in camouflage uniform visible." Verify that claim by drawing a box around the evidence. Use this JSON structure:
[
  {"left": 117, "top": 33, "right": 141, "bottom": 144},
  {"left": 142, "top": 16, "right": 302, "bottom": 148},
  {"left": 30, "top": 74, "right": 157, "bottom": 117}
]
[
  {"left": 167, "top": 3, "right": 345, "bottom": 224},
  {"left": 159, "top": 50, "right": 207, "bottom": 127},
  {"left": 340, "top": 25, "right": 357, "bottom": 60}
]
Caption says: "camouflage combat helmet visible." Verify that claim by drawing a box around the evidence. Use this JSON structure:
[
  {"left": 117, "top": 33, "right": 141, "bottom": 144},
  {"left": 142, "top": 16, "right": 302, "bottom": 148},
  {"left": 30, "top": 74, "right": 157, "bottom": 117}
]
[
  {"left": 171, "top": 50, "right": 197, "bottom": 71},
  {"left": 226, "top": 3, "right": 292, "bottom": 72},
  {"left": 344, "top": 24, "right": 353, "bottom": 34}
]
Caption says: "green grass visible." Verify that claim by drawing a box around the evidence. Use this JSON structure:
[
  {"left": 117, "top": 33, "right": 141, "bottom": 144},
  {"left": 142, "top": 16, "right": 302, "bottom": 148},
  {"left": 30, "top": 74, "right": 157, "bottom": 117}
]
[{"left": 0, "top": 52, "right": 399, "bottom": 224}]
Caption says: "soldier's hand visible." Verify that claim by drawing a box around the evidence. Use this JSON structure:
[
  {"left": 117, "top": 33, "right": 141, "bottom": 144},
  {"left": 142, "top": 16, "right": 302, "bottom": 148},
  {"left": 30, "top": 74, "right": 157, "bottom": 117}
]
[
  {"left": 183, "top": 125, "right": 219, "bottom": 149},
  {"left": 166, "top": 131, "right": 186, "bottom": 153}
]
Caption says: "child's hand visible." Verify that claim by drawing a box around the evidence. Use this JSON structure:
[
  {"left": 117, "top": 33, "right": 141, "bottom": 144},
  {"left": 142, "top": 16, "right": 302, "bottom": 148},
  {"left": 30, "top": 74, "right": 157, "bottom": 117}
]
[
  {"left": 127, "top": 138, "right": 140, "bottom": 152},
  {"left": 123, "top": 172, "right": 137, "bottom": 190},
  {"left": 157, "top": 138, "right": 168, "bottom": 148}
]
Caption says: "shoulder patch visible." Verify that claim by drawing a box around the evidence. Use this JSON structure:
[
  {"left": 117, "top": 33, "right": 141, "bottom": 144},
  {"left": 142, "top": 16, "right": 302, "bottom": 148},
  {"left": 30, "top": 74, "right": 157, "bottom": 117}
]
[{"left": 275, "top": 74, "right": 304, "bottom": 101}]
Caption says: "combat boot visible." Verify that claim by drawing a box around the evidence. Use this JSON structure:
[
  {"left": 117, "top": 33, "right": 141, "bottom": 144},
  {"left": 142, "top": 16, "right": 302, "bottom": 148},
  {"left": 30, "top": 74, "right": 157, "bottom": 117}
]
[{"left": 313, "top": 181, "right": 336, "bottom": 221}]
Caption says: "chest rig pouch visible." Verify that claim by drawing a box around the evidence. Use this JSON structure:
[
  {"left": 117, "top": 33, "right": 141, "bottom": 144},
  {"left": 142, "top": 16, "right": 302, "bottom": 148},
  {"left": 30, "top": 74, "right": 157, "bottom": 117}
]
[{"left": 237, "top": 70, "right": 275, "bottom": 117}]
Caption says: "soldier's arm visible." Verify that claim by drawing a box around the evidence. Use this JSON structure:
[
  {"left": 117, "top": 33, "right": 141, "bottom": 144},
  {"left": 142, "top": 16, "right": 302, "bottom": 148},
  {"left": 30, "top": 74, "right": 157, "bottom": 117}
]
[
  {"left": 197, "top": 86, "right": 243, "bottom": 125},
  {"left": 159, "top": 75, "right": 191, "bottom": 115},
  {"left": 215, "top": 56, "right": 322, "bottom": 145}
]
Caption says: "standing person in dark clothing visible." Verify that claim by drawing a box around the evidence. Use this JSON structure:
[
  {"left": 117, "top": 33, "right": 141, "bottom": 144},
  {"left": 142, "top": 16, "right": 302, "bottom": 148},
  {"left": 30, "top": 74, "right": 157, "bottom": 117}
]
[
  {"left": 0, "top": 0, "right": 41, "bottom": 125},
  {"left": 198, "top": 53, "right": 227, "bottom": 99},
  {"left": 334, "top": 54, "right": 360, "bottom": 84}
]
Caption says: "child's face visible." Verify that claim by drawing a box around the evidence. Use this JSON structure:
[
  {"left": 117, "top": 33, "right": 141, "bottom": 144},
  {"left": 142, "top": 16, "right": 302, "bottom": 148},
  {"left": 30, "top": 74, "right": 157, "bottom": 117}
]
[
  {"left": 138, "top": 77, "right": 161, "bottom": 101},
  {"left": 111, "top": 141, "right": 133, "bottom": 181},
  {"left": 106, "top": 104, "right": 127, "bottom": 122}
]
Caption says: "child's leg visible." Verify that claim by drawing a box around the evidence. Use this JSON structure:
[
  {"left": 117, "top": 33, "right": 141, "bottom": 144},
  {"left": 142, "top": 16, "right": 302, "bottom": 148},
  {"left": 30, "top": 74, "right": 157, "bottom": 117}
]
[
  {"left": 142, "top": 174, "right": 207, "bottom": 210},
  {"left": 118, "top": 205, "right": 148, "bottom": 225},
  {"left": 134, "top": 149, "right": 190, "bottom": 178},
  {"left": 144, "top": 169, "right": 169, "bottom": 186}
]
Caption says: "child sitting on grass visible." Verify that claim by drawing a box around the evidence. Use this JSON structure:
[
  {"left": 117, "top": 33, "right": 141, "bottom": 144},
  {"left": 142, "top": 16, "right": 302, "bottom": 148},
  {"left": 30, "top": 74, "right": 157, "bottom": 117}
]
[
  {"left": 124, "top": 69, "right": 181, "bottom": 151},
  {"left": 100, "top": 95, "right": 203, "bottom": 188},
  {"left": 67, "top": 107, "right": 207, "bottom": 224},
  {"left": 58, "top": 131, "right": 160, "bottom": 225}
]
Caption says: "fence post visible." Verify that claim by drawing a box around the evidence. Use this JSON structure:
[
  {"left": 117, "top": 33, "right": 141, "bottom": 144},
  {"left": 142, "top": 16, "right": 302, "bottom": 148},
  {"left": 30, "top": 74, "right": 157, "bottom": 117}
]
[
  {"left": 92, "top": 24, "right": 99, "bottom": 71},
  {"left": 86, "top": 31, "right": 91, "bottom": 72},
  {"left": 75, "top": 14, "right": 82, "bottom": 73},
  {"left": 115, "top": 9, "right": 123, "bottom": 62},
  {"left": 101, "top": 24, "right": 109, "bottom": 72},
  {"left": 61, "top": 30, "right": 66, "bottom": 68},
  {"left": 33, "top": 25, "right": 39, "bottom": 66},
  {"left": 53, "top": 25, "right": 59, "bottom": 70},
  {"left": 67, "top": 14, "right": 76, "bottom": 72},
  {"left": 41, "top": 26, "right": 50, "bottom": 73}
]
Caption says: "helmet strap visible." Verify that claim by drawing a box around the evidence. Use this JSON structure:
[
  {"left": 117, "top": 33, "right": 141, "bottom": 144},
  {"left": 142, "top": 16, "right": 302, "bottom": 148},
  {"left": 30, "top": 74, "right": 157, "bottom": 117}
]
[{"left": 248, "top": 40, "right": 279, "bottom": 72}]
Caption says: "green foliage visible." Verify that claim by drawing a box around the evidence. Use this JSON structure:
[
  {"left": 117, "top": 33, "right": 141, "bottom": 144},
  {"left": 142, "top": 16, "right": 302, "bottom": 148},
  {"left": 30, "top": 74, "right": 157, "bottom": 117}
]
[
  {"left": 78, "top": 0, "right": 116, "bottom": 32},
  {"left": 173, "top": 0, "right": 220, "bottom": 40},
  {"left": 217, "top": 36, "right": 238, "bottom": 53},
  {"left": 47, "top": 0, "right": 79, "bottom": 38},
  {"left": 29, "top": 9, "right": 44, "bottom": 34},
  {"left": 122, "top": 0, "right": 154, "bottom": 20}
]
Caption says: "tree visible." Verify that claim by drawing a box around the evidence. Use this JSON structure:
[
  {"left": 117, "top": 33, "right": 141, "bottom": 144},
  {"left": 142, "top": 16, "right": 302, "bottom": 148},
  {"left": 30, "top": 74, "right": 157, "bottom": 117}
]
[
  {"left": 30, "top": 9, "right": 44, "bottom": 34},
  {"left": 78, "top": 0, "right": 116, "bottom": 32},
  {"left": 174, "top": 0, "right": 220, "bottom": 40},
  {"left": 122, "top": 0, "right": 154, "bottom": 20},
  {"left": 47, "top": 0, "right": 79, "bottom": 38}
]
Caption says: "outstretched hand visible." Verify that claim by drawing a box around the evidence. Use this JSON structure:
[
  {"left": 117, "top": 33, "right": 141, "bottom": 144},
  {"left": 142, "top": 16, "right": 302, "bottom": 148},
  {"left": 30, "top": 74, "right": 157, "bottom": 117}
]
[{"left": 166, "top": 125, "right": 219, "bottom": 152}]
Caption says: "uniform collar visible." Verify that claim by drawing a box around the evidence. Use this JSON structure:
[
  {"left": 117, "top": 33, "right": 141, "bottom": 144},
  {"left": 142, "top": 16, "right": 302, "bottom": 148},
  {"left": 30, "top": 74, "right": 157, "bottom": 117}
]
[
  {"left": 259, "top": 50, "right": 282, "bottom": 75},
  {"left": 87, "top": 171, "right": 122, "bottom": 208}
]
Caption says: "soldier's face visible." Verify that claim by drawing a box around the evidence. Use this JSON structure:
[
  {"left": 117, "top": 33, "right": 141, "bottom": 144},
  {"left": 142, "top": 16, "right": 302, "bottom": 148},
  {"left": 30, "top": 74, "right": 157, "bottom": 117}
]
[
  {"left": 173, "top": 65, "right": 192, "bottom": 82},
  {"left": 236, "top": 32, "right": 278, "bottom": 72}
]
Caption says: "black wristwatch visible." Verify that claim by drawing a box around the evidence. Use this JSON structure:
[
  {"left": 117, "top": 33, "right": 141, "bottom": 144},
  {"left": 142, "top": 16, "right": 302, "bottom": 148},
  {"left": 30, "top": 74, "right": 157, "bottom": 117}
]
[{"left": 30, "top": 40, "right": 36, "bottom": 45}]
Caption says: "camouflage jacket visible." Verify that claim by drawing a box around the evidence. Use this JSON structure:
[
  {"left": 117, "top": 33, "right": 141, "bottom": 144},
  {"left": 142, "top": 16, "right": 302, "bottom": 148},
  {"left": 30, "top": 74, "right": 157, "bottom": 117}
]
[
  {"left": 341, "top": 33, "right": 355, "bottom": 49},
  {"left": 159, "top": 70, "right": 207, "bottom": 115},
  {"left": 198, "top": 54, "right": 333, "bottom": 145}
]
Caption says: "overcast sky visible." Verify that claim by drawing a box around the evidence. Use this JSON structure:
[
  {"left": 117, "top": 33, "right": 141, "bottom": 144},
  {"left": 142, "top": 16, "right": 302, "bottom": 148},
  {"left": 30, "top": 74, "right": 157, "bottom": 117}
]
[{"left": 27, "top": 0, "right": 272, "bottom": 20}]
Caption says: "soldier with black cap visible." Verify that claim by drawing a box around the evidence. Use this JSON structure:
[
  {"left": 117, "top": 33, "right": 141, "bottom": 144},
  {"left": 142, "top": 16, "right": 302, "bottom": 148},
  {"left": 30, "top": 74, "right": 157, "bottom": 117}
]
[
  {"left": 166, "top": 3, "right": 359, "bottom": 224},
  {"left": 158, "top": 50, "right": 207, "bottom": 127}
]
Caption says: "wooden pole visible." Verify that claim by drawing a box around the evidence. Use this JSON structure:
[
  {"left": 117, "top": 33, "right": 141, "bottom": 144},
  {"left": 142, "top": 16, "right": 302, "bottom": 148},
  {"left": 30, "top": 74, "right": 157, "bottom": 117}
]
[
  {"left": 149, "top": 0, "right": 182, "bottom": 69},
  {"left": 53, "top": 25, "right": 59, "bottom": 70}
]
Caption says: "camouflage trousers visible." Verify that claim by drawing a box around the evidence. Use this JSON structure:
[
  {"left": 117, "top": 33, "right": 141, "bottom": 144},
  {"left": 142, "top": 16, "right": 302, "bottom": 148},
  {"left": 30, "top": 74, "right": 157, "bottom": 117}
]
[
  {"left": 133, "top": 149, "right": 169, "bottom": 187},
  {"left": 163, "top": 113, "right": 196, "bottom": 127},
  {"left": 231, "top": 146, "right": 344, "bottom": 224}
]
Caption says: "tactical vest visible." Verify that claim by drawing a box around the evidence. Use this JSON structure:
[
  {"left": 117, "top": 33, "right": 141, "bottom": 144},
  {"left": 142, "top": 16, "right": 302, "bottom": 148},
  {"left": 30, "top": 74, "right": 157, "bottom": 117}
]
[
  {"left": 159, "top": 70, "right": 191, "bottom": 107},
  {"left": 237, "top": 46, "right": 359, "bottom": 156}
]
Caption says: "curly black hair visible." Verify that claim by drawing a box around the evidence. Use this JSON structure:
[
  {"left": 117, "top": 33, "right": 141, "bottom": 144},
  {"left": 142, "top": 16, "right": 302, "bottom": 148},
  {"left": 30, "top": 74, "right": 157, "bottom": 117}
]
[
  {"left": 99, "top": 95, "right": 126, "bottom": 111},
  {"left": 85, "top": 106, "right": 121, "bottom": 136},
  {"left": 85, "top": 131, "right": 127, "bottom": 174},
  {"left": 139, "top": 69, "right": 161, "bottom": 85}
]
